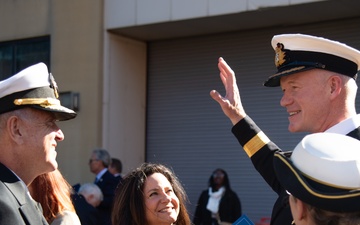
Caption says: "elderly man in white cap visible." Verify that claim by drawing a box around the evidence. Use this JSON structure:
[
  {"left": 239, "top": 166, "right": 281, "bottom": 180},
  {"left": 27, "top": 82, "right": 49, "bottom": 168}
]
[
  {"left": 210, "top": 34, "right": 360, "bottom": 225},
  {"left": 0, "top": 63, "right": 76, "bottom": 224},
  {"left": 274, "top": 133, "right": 360, "bottom": 225}
]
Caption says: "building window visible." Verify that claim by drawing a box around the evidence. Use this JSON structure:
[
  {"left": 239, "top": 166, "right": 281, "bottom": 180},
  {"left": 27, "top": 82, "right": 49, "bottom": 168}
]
[{"left": 0, "top": 36, "right": 50, "bottom": 80}]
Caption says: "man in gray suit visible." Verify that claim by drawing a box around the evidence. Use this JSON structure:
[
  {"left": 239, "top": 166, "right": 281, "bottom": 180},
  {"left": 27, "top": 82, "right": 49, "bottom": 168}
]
[{"left": 0, "top": 63, "right": 77, "bottom": 224}]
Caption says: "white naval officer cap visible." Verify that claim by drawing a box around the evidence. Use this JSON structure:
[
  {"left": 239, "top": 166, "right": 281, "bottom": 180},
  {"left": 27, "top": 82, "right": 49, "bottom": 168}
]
[
  {"left": 264, "top": 33, "right": 360, "bottom": 87},
  {"left": 0, "top": 62, "right": 76, "bottom": 120},
  {"left": 274, "top": 133, "right": 360, "bottom": 212}
]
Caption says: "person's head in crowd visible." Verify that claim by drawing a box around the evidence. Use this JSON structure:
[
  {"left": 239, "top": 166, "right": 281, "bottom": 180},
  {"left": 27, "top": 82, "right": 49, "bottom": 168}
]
[
  {"left": 112, "top": 163, "right": 191, "bottom": 225},
  {"left": 209, "top": 168, "right": 231, "bottom": 191},
  {"left": 78, "top": 183, "right": 104, "bottom": 208},
  {"left": 109, "top": 158, "right": 122, "bottom": 176},
  {"left": 29, "top": 169, "right": 78, "bottom": 223},
  {"left": 0, "top": 62, "right": 76, "bottom": 185},
  {"left": 274, "top": 133, "right": 360, "bottom": 225},
  {"left": 264, "top": 34, "right": 360, "bottom": 133},
  {"left": 89, "top": 149, "right": 111, "bottom": 175}
]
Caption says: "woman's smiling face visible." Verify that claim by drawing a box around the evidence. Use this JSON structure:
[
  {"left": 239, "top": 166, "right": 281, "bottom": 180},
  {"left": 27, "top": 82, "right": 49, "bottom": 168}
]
[{"left": 143, "top": 172, "right": 180, "bottom": 225}]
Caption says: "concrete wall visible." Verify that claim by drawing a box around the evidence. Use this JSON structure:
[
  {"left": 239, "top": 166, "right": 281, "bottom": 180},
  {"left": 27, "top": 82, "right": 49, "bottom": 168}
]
[
  {"left": 104, "top": 0, "right": 324, "bottom": 29},
  {"left": 102, "top": 33, "right": 147, "bottom": 173},
  {"left": 50, "top": 1, "right": 104, "bottom": 184},
  {"left": 0, "top": 1, "right": 50, "bottom": 39}
]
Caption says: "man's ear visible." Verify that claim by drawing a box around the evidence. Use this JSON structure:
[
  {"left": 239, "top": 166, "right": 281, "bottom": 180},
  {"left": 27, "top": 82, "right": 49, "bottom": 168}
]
[
  {"left": 290, "top": 196, "right": 309, "bottom": 223},
  {"left": 296, "top": 198, "right": 310, "bottom": 223},
  {"left": 7, "top": 115, "right": 24, "bottom": 144},
  {"left": 329, "top": 75, "right": 342, "bottom": 98}
]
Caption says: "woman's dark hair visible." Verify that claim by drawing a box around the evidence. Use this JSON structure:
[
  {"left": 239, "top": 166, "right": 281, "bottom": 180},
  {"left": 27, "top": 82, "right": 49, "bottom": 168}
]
[
  {"left": 111, "top": 163, "right": 191, "bottom": 225},
  {"left": 310, "top": 206, "right": 360, "bottom": 225},
  {"left": 293, "top": 196, "right": 360, "bottom": 225},
  {"left": 208, "top": 168, "right": 231, "bottom": 190}
]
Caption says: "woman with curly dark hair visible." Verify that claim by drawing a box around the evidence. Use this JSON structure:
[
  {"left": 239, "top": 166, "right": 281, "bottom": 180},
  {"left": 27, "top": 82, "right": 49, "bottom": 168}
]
[{"left": 112, "top": 163, "right": 191, "bottom": 225}]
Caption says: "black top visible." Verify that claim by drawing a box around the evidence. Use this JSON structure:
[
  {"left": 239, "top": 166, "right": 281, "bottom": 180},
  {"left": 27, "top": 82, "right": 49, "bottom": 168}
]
[{"left": 193, "top": 188, "right": 242, "bottom": 225}]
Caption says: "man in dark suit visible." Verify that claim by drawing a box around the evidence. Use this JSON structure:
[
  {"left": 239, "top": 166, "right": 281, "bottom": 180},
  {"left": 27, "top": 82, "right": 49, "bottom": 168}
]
[
  {"left": 109, "top": 157, "right": 123, "bottom": 184},
  {"left": 0, "top": 63, "right": 77, "bottom": 224},
  {"left": 72, "top": 183, "right": 103, "bottom": 225},
  {"left": 210, "top": 34, "right": 360, "bottom": 225},
  {"left": 89, "top": 149, "right": 117, "bottom": 225}
]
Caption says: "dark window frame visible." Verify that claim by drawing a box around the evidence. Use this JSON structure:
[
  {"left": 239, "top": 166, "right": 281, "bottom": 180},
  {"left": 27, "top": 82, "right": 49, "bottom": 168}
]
[{"left": 0, "top": 36, "right": 50, "bottom": 80}]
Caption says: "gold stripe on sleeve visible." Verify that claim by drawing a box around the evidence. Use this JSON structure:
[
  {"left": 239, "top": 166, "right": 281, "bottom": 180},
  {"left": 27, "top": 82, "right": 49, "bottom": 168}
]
[{"left": 243, "top": 131, "right": 270, "bottom": 157}]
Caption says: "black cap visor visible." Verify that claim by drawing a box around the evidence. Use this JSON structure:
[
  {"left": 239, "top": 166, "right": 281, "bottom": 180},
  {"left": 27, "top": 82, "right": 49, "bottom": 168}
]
[
  {"left": 264, "top": 50, "right": 359, "bottom": 87},
  {"left": 0, "top": 87, "right": 76, "bottom": 121}
]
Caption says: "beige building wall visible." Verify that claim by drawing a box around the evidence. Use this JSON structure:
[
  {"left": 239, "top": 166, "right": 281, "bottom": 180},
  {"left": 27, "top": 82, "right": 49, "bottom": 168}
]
[
  {"left": 0, "top": 1, "right": 50, "bottom": 40},
  {"left": 50, "top": 1, "right": 104, "bottom": 184},
  {"left": 102, "top": 34, "right": 147, "bottom": 173}
]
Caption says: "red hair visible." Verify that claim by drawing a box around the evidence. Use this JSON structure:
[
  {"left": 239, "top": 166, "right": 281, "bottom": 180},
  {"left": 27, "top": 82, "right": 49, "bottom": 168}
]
[{"left": 29, "top": 169, "right": 75, "bottom": 223}]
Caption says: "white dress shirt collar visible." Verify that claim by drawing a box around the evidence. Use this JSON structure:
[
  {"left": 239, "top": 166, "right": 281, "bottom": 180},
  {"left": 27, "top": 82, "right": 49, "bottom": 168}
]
[
  {"left": 96, "top": 168, "right": 108, "bottom": 181},
  {"left": 325, "top": 114, "right": 360, "bottom": 135}
]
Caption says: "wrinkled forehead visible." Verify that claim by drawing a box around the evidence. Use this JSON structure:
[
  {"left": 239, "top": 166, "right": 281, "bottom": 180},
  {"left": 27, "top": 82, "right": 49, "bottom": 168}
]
[{"left": 13, "top": 107, "right": 55, "bottom": 121}]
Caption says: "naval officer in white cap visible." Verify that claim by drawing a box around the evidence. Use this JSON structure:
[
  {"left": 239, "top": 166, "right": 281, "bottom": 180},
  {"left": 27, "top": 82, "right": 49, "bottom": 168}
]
[
  {"left": 210, "top": 34, "right": 360, "bottom": 225},
  {"left": 274, "top": 133, "right": 360, "bottom": 225},
  {"left": 0, "top": 63, "right": 76, "bottom": 224}
]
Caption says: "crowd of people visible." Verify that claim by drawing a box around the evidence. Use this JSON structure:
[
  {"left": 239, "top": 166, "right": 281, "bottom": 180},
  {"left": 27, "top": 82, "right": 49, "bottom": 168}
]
[{"left": 1, "top": 32, "right": 360, "bottom": 225}]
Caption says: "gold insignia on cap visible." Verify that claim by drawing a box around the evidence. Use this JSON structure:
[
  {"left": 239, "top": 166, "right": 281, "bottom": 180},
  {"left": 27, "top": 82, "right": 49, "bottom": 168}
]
[
  {"left": 14, "top": 98, "right": 61, "bottom": 108},
  {"left": 275, "top": 43, "right": 286, "bottom": 68},
  {"left": 49, "top": 73, "right": 59, "bottom": 99}
]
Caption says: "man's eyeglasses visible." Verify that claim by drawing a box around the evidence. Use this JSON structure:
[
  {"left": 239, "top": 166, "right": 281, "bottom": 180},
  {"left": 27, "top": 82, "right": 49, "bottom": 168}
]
[{"left": 89, "top": 159, "right": 99, "bottom": 164}]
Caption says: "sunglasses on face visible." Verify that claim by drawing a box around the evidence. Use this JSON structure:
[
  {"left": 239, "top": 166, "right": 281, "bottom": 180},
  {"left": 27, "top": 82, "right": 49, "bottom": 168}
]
[{"left": 213, "top": 173, "right": 224, "bottom": 178}]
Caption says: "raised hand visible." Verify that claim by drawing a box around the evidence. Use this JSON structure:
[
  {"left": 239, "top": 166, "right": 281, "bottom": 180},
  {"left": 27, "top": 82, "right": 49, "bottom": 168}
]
[{"left": 210, "top": 57, "right": 246, "bottom": 125}]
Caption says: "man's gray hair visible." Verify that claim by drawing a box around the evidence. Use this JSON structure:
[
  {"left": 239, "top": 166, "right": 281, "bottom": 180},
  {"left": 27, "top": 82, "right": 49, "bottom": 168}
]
[
  {"left": 78, "top": 183, "right": 104, "bottom": 202},
  {"left": 92, "top": 148, "right": 111, "bottom": 167}
]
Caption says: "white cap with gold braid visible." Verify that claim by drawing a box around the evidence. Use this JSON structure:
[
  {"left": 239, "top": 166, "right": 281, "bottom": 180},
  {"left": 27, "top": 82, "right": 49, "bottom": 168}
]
[
  {"left": 264, "top": 33, "right": 360, "bottom": 87},
  {"left": 0, "top": 63, "right": 76, "bottom": 121}
]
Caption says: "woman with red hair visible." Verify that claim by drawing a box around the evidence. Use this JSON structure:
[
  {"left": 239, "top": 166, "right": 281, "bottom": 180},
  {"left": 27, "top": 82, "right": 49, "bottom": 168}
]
[{"left": 29, "top": 169, "right": 81, "bottom": 225}]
